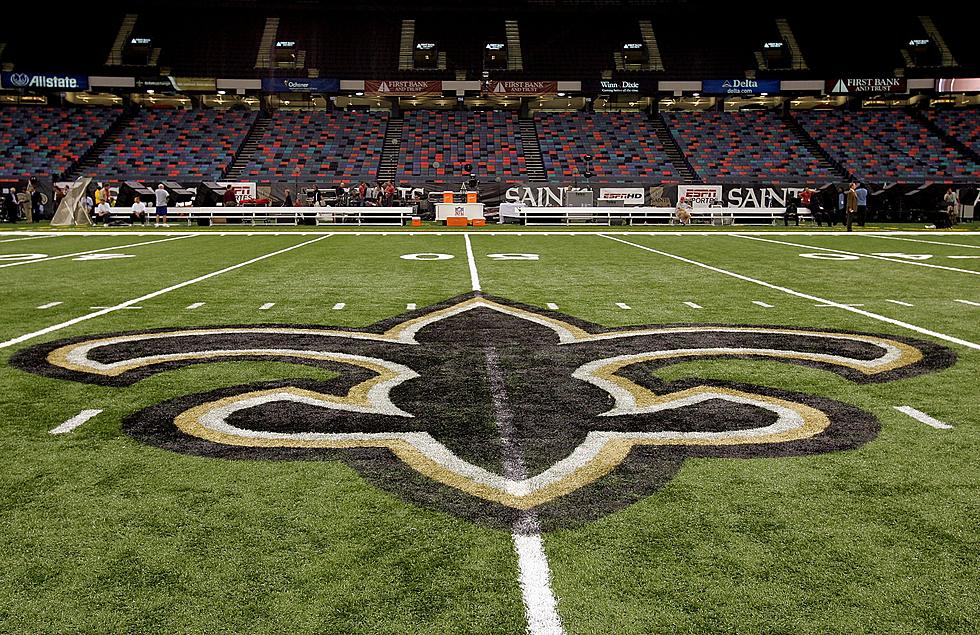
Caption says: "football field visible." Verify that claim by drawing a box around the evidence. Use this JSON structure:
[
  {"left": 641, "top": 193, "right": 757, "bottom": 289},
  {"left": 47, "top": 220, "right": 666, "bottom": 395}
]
[{"left": 0, "top": 229, "right": 977, "bottom": 634}]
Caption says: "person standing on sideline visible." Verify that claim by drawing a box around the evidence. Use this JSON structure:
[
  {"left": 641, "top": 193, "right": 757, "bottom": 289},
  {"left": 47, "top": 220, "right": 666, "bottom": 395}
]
[
  {"left": 154, "top": 184, "right": 169, "bottom": 227},
  {"left": 855, "top": 183, "right": 868, "bottom": 227},
  {"left": 845, "top": 182, "right": 858, "bottom": 232}
]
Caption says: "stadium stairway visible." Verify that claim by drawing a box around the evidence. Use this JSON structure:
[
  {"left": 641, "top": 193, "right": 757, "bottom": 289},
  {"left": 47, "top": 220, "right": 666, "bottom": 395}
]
[
  {"left": 781, "top": 112, "right": 852, "bottom": 181},
  {"left": 377, "top": 118, "right": 403, "bottom": 182},
  {"left": 518, "top": 119, "right": 547, "bottom": 181},
  {"left": 64, "top": 109, "right": 135, "bottom": 182},
  {"left": 224, "top": 113, "right": 272, "bottom": 181},
  {"left": 912, "top": 109, "right": 980, "bottom": 165},
  {"left": 652, "top": 114, "right": 701, "bottom": 184}
]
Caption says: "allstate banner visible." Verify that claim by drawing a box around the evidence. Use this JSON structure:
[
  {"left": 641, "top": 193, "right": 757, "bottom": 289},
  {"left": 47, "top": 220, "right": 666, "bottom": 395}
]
[
  {"left": 701, "top": 79, "right": 780, "bottom": 95},
  {"left": 1, "top": 72, "right": 89, "bottom": 91},
  {"left": 261, "top": 77, "right": 340, "bottom": 93}
]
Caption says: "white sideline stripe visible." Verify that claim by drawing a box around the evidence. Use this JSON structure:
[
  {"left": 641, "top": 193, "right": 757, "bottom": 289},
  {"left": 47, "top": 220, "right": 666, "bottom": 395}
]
[
  {"left": 894, "top": 406, "right": 953, "bottom": 430},
  {"left": 684, "top": 301, "right": 703, "bottom": 309},
  {"left": 0, "top": 235, "right": 54, "bottom": 244},
  {"left": 0, "top": 235, "right": 193, "bottom": 269},
  {"left": 463, "top": 233, "right": 481, "bottom": 292},
  {"left": 733, "top": 234, "right": 980, "bottom": 276},
  {"left": 948, "top": 256, "right": 980, "bottom": 259},
  {"left": 0, "top": 235, "right": 333, "bottom": 350},
  {"left": 752, "top": 301, "right": 774, "bottom": 308},
  {"left": 955, "top": 299, "right": 980, "bottom": 307},
  {"left": 259, "top": 303, "right": 276, "bottom": 310},
  {"left": 49, "top": 409, "right": 102, "bottom": 434},
  {"left": 332, "top": 303, "right": 346, "bottom": 310},
  {"left": 886, "top": 300, "right": 914, "bottom": 307},
  {"left": 513, "top": 533, "right": 566, "bottom": 635},
  {"left": 599, "top": 234, "right": 980, "bottom": 351},
  {"left": 546, "top": 303, "right": 559, "bottom": 310},
  {"left": 36, "top": 302, "right": 62, "bottom": 309},
  {"left": 186, "top": 302, "right": 205, "bottom": 310},
  {"left": 90, "top": 306, "right": 142, "bottom": 310},
  {"left": 615, "top": 302, "right": 632, "bottom": 310},
  {"left": 406, "top": 303, "right": 417, "bottom": 310},
  {"left": 870, "top": 235, "right": 980, "bottom": 250}
]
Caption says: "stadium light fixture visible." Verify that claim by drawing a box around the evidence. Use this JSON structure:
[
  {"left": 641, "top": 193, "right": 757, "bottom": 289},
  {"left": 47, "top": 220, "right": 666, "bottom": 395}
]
[
  {"left": 558, "top": 92, "right": 566, "bottom": 97},
  {"left": 146, "top": 89, "right": 154, "bottom": 94},
  {"left": 693, "top": 92, "right": 700, "bottom": 97},
  {"left": 217, "top": 90, "right": 226, "bottom": 95},
  {"left": 355, "top": 92, "right": 364, "bottom": 96}
]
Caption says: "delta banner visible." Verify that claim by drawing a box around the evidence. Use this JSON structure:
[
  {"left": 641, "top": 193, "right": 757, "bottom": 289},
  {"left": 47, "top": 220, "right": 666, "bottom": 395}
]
[
  {"left": 825, "top": 77, "right": 907, "bottom": 94},
  {"left": 261, "top": 77, "right": 340, "bottom": 93},
  {"left": 482, "top": 81, "right": 559, "bottom": 97},
  {"left": 1, "top": 72, "right": 88, "bottom": 91},
  {"left": 701, "top": 79, "right": 780, "bottom": 95},
  {"left": 936, "top": 78, "right": 980, "bottom": 93},
  {"left": 364, "top": 80, "right": 443, "bottom": 96}
]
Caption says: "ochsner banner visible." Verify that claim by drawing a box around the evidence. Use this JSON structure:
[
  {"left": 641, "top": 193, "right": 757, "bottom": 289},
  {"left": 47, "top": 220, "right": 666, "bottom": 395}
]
[
  {"left": 598, "top": 188, "right": 645, "bottom": 206},
  {"left": 1, "top": 72, "right": 89, "bottom": 90},
  {"left": 678, "top": 185, "right": 723, "bottom": 207}
]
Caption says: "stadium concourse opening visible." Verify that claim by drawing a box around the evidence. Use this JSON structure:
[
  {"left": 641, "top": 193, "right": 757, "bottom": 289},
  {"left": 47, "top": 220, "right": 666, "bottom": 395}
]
[{"left": 0, "top": 2, "right": 978, "bottom": 635}]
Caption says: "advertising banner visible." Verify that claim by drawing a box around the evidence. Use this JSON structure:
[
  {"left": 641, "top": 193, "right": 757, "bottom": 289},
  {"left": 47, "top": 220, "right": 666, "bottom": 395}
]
[
  {"left": 482, "top": 81, "right": 559, "bottom": 96},
  {"left": 701, "top": 79, "right": 780, "bottom": 95},
  {"left": 1, "top": 72, "right": 89, "bottom": 91},
  {"left": 936, "top": 78, "right": 980, "bottom": 93},
  {"left": 825, "top": 78, "right": 907, "bottom": 94},
  {"left": 261, "top": 77, "right": 340, "bottom": 93},
  {"left": 216, "top": 182, "right": 258, "bottom": 204},
  {"left": 136, "top": 76, "right": 178, "bottom": 91},
  {"left": 678, "top": 185, "right": 723, "bottom": 207},
  {"left": 364, "top": 80, "right": 443, "bottom": 96},
  {"left": 171, "top": 77, "right": 218, "bottom": 92},
  {"left": 597, "top": 188, "right": 646, "bottom": 206},
  {"left": 593, "top": 80, "right": 643, "bottom": 94}
]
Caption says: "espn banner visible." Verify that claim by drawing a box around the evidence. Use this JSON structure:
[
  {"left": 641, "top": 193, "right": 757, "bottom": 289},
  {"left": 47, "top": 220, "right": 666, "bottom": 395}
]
[
  {"left": 597, "top": 188, "right": 646, "bottom": 206},
  {"left": 482, "top": 81, "right": 559, "bottom": 96},
  {"left": 364, "top": 80, "right": 443, "bottom": 96}
]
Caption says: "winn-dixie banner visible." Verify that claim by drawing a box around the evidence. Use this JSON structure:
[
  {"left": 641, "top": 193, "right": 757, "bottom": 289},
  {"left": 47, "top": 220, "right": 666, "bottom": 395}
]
[
  {"left": 1, "top": 72, "right": 88, "bottom": 91},
  {"left": 262, "top": 77, "right": 340, "bottom": 93},
  {"left": 365, "top": 80, "right": 443, "bottom": 96}
]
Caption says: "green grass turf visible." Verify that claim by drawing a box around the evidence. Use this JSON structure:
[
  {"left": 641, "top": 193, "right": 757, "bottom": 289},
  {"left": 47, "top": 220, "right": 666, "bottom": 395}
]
[{"left": 0, "top": 231, "right": 977, "bottom": 634}]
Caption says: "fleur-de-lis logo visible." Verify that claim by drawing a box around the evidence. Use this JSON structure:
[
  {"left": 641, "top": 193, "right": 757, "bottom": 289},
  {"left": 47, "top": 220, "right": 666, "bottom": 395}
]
[{"left": 13, "top": 294, "right": 955, "bottom": 529}]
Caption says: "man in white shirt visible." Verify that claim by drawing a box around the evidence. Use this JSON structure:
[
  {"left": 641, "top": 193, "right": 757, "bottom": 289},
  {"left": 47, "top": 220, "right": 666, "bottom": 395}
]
[
  {"left": 154, "top": 184, "right": 169, "bottom": 227},
  {"left": 131, "top": 194, "right": 147, "bottom": 225},
  {"left": 674, "top": 196, "right": 693, "bottom": 225},
  {"left": 93, "top": 200, "right": 112, "bottom": 226}
]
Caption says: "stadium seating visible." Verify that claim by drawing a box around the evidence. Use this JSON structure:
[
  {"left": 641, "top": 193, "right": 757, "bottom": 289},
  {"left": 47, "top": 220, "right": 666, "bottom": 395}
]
[
  {"left": 241, "top": 110, "right": 388, "bottom": 181},
  {"left": 93, "top": 108, "right": 257, "bottom": 181},
  {"left": 398, "top": 111, "right": 526, "bottom": 179},
  {"left": 663, "top": 110, "right": 836, "bottom": 183},
  {"left": 535, "top": 111, "right": 678, "bottom": 181},
  {"left": 924, "top": 109, "right": 980, "bottom": 157},
  {"left": 0, "top": 106, "right": 122, "bottom": 179},
  {"left": 794, "top": 109, "right": 980, "bottom": 182}
]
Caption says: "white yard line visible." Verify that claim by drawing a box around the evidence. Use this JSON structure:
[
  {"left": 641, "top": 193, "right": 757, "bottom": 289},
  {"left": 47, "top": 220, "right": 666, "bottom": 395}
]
[
  {"left": 36, "top": 302, "right": 63, "bottom": 309},
  {"left": 869, "top": 235, "right": 980, "bottom": 250},
  {"left": 752, "top": 301, "right": 774, "bottom": 308},
  {"left": 463, "top": 233, "right": 482, "bottom": 292},
  {"left": 90, "top": 306, "right": 142, "bottom": 310},
  {"left": 684, "top": 301, "right": 703, "bottom": 309},
  {"left": 49, "top": 409, "right": 103, "bottom": 434},
  {"left": 894, "top": 406, "right": 953, "bottom": 430},
  {"left": 954, "top": 299, "right": 980, "bottom": 307},
  {"left": 616, "top": 302, "right": 632, "bottom": 310},
  {"left": 259, "top": 303, "right": 276, "bottom": 310},
  {"left": 332, "top": 302, "right": 346, "bottom": 310},
  {"left": 0, "top": 235, "right": 332, "bottom": 350},
  {"left": 514, "top": 533, "right": 566, "bottom": 635},
  {"left": 732, "top": 234, "right": 980, "bottom": 276},
  {"left": 186, "top": 302, "right": 205, "bottom": 310},
  {"left": 0, "top": 235, "right": 57, "bottom": 244},
  {"left": 886, "top": 300, "right": 914, "bottom": 307},
  {"left": 0, "top": 235, "right": 194, "bottom": 269},
  {"left": 599, "top": 234, "right": 980, "bottom": 351}
]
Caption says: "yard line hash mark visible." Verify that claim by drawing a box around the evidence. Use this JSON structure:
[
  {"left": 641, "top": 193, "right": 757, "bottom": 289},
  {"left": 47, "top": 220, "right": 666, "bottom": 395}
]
[
  {"left": 49, "top": 409, "right": 103, "bottom": 435},
  {"left": 259, "top": 303, "right": 276, "bottom": 310},
  {"left": 406, "top": 303, "right": 417, "bottom": 310},
  {"left": 332, "top": 303, "right": 346, "bottom": 310},
  {"left": 616, "top": 303, "right": 632, "bottom": 310},
  {"left": 547, "top": 303, "right": 560, "bottom": 310},
  {"left": 684, "top": 302, "right": 703, "bottom": 309},
  {"left": 886, "top": 300, "right": 914, "bottom": 307},
  {"left": 954, "top": 299, "right": 980, "bottom": 307},
  {"left": 186, "top": 302, "right": 205, "bottom": 310},
  {"left": 894, "top": 406, "right": 953, "bottom": 430},
  {"left": 752, "top": 301, "right": 774, "bottom": 308},
  {"left": 36, "top": 302, "right": 62, "bottom": 309},
  {"left": 0, "top": 235, "right": 333, "bottom": 350},
  {"left": 599, "top": 234, "right": 980, "bottom": 352}
]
